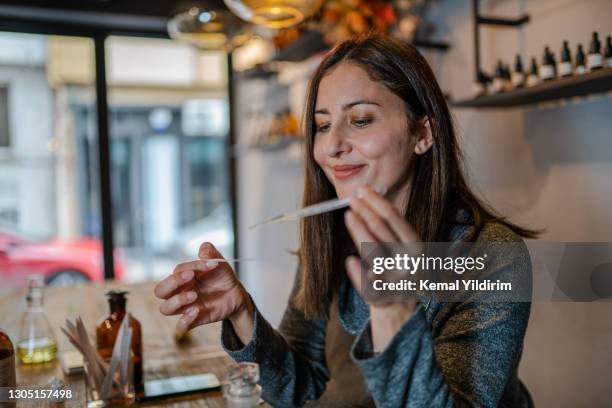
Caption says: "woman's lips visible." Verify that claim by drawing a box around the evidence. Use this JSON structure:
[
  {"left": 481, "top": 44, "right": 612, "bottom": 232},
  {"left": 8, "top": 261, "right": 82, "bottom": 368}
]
[{"left": 333, "top": 164, "right": 366, "bottom": 180}]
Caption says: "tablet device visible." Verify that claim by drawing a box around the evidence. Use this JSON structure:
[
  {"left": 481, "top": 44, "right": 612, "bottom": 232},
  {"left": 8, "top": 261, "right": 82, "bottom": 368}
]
[{"left": 138, "top": 373, "right": 221, "bottom": 402}]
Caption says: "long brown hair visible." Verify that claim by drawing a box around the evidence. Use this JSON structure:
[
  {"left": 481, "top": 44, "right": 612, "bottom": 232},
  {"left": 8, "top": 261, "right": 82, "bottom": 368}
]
[{"left": 296, "top": 34, "right": 539, "bottom": 319}]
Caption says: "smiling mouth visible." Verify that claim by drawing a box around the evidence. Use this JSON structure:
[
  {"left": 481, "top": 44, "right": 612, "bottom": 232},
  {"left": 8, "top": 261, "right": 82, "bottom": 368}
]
[{"left": 333, "top": 164, "right": 366, "bottom": 180}]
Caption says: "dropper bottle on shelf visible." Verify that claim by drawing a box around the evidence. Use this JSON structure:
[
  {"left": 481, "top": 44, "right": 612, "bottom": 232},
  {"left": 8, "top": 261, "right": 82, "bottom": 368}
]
[
  {"left": 587, "top": 31, "right": 603, "bottom": 71},
  {"left": 540, "top": 46, "right": 556, "bottom": 81},
  {"left": 492, "top": 60, "right": 506, "bottom": 93},
  {"left": 559, "top": 40, "right": 573, "bottom": 77},
  {"left": 526, "top": 57, "right": 539, "bottom": 87},
  {"left": 511, "top": 55, "right": 525, "bottom": 88},
  {"left": 604, "top": 35, "right": 612, "bottom": 68},
  {"left": 575, "top": 44, "right": 587, "bottom": 75}
]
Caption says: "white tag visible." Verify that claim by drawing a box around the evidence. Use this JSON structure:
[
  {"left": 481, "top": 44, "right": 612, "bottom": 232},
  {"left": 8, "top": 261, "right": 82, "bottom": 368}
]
[
  {"left": 511, "top": 72, "right": 524, "bottom": 87},
  {"left": 540, "top": 65, "right": 555, "bottom": 80},
  {"left": 588, "top": 53, "right": 602, "bottom": 69},
  {"left": 559, "top": 62, "right": 573, "bottom": 77},
  {"left": 526, "top": 74, "right": 539, "bottom": 87}
]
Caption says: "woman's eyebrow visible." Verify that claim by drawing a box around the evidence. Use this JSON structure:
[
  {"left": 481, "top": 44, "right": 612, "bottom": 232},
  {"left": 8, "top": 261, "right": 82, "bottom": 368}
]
[{"left": 315, "top": 99, "right": 381, "bottom": 115}]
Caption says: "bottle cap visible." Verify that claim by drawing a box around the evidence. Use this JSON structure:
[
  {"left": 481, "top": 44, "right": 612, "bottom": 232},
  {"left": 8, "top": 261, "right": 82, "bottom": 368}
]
[
  {"left": 105, "top": 289, "right": 129, "bottom": 299},
  {"left": 590, "top": 31, "right": 601, "bottom": 53},
  {"left": 561, "top": 40, "right": 571, "bottom": 62}
]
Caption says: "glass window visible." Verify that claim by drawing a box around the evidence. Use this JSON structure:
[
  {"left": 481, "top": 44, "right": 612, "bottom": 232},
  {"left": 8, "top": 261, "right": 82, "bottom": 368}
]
[
  {"left": 0, "top": 32, "right": 112, "bottom": 288},
  {"left": 106, "top": 36, "right": 233, "bottom": 283}
]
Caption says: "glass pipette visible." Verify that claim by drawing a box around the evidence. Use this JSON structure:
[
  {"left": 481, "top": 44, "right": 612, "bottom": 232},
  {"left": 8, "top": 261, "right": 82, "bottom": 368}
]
[{"left": 249, "top": 185, "right": 387, "bottom": 229}]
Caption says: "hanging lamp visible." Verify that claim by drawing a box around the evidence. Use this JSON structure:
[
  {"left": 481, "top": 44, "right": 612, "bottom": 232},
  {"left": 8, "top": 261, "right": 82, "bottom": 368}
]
[
  {"left": 168, "top": 7, "right": 252, "bottom": 51},
  {"left": 223, "top": 0, "right": 324, "bottom": 29}
]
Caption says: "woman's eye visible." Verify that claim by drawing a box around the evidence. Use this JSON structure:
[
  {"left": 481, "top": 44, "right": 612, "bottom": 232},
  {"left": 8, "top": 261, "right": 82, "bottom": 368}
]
[
  {"left": 351, "top": 118, "right": 373, "bottom": 127},
  {"left": 316, "top": 123, "right": 330, "bottom": 133}
]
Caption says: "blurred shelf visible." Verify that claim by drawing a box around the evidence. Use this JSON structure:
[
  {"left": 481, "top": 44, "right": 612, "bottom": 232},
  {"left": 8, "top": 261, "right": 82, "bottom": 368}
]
[
  {"left": 272, "top": 30, "right": 329, "bottom": 62},
  {"left": 232, "top": 137, "right": 302, "bottom": 156},
  {"left": 412, "top": 38, "right": 450, "bottom": 50},
  {"left": 236, "top": 64, "right": 278, "bottom": 79},
  {"left": 451, "top": 67, "right": 612, "bottom": 108},
  {"left": 272, "top": 30, "right": 450, "bottom": 63}
]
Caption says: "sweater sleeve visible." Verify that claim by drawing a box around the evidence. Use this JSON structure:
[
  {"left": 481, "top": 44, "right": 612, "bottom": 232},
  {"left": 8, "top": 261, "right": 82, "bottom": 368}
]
[
  {"left": 221, "top": 267, "right": 329, "bottom": 407},
  {"left": 351, "top": 235, "right": 532, "bottom": 408}
]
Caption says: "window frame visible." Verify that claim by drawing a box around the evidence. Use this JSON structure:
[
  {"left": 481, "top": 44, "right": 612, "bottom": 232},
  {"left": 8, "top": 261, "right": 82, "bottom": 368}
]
[{"left": 0, "top": 15, "right": 239, "bottom": 280}]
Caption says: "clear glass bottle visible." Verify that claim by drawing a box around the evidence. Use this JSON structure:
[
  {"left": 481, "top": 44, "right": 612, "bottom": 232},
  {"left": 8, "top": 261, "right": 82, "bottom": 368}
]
[
  {"left": 96, "top": 290, "right": 143, "bottom": 398},
  {"left": 223, "top": 362, "right": 262, "bottom": 408},
  {"left": 17, "top": 275, "right": 58, "bottom": 364}
]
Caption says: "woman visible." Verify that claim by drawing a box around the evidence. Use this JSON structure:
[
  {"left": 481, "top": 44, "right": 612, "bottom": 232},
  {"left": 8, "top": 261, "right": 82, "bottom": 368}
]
[{"left": 154, "top": 34, "right": 537, "bottom": 407}]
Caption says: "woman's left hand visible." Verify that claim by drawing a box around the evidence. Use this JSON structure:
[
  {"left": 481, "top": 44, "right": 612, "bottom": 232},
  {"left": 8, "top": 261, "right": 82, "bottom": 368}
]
[{"left": 344, "top": 185, "right": 419, "bottom": 353}]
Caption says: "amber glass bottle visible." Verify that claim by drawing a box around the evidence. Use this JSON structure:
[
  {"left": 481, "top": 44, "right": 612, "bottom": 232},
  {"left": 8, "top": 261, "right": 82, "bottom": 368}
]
[
  {"left": 95, "top": 290, "right": 143, "bottom": 397},
  {"left": 0, "top": 329, "right": 16, "bottom": 387}
]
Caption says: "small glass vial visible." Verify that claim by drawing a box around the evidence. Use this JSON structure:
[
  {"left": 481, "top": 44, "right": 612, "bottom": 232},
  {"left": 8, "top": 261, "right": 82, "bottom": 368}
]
[
  {"left": 96, "top": 290, "right": 143, "bottom": 398},
  {"left": 223, "top": 363, "right": 262, "bottom": 408},
  {"left": 17, "top": 275, "right": 58, "bottom": 364}
]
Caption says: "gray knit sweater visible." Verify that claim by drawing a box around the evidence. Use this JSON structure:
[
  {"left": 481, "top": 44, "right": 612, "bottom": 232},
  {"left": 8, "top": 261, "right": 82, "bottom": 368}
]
[{"left": 221, "top": 221, "right": 533, "bottom": 407}]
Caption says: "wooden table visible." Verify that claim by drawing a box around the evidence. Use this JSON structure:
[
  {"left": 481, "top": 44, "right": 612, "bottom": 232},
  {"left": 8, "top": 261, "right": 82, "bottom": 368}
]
[{"left": 0, "top": 281, "right": 236, "bottom": 407}]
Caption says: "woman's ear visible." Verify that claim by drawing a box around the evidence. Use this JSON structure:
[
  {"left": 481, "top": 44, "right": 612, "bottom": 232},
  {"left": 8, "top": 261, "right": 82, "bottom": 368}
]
[{"left": 414, "top": 117, "right": 433, "bottom": 155}]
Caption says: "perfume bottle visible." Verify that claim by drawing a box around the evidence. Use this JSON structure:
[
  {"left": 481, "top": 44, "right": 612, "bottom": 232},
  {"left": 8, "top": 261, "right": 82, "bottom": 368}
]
[
  {"left": 575, "top": 44, "right": 587, "bottom": 75},
  {"left": 587, "top": 31, "right": 603, "bottom": 70},
  {"left": 604, "top": 35, "right": 612, "bottom": 68},
  {"left": 526, "top": 57, "right": 539, "bottom": 87},
  {"left": 540, "top": 46, "right": 556, "bottom": 81},
  {"left": 96, "top": 290, "right": 144, "bottom": 398},
  {"left": 559, "top": 41, "right": 573, "bottom": 77},
  {"left": 511, "top": 55, "right": 525, "bottom": 88},
  {"left": 17, "top": 275, "right": 58, "bottom": 364}
]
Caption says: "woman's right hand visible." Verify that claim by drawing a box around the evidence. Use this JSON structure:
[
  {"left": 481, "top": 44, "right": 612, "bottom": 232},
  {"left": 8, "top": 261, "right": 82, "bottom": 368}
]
[{"left": 153, "top": 242, "right": 254, "bottom": 340}]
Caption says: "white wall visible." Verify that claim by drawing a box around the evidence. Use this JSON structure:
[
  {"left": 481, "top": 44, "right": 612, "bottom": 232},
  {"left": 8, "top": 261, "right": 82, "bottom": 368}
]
[
  {"left": 235, "top": 78, "right": 303, "bottom": 326},
  {"left": 424, "top": 0, "right": 612, "bottom": 406}
]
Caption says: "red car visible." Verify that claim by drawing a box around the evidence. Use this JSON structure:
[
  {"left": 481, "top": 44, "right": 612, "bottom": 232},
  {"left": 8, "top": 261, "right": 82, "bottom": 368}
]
[{"left": 0, "top": 225, "right": 124, "bottom": 287}]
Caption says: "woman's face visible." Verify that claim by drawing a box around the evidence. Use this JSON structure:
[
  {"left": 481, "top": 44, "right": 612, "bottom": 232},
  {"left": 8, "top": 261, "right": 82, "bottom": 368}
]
[{"left": 313, "top": 62, "right": 420, "bottom": 202}]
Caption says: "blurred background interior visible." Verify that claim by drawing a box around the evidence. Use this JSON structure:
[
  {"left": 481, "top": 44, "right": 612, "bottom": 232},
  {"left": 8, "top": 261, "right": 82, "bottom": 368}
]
[{"left": 0, "top": 0, "right": 610, "bottom": 406}]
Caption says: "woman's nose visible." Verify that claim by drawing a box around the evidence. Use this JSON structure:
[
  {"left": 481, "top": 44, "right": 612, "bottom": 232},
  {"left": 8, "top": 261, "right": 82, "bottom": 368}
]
[{"left": 323, "top": 127, "right": 351, "bottom": 157}]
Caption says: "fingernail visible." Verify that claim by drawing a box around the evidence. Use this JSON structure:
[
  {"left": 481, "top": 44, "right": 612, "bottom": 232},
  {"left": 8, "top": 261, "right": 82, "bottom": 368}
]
[
  {"left": 181, "top": 270, "right": 194, "bottom": 281},
  {"left": 186, "top": 291, "right": 197, "bottom": 302},
  {"left": 356, "top": 187, "right": 366, "bottom": 198},
  {"left": 206, "top": 260, "right": 218, "bottom": 268},
  {"left": 187, "top": 307, "right": 198, "bottom": 317}
]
